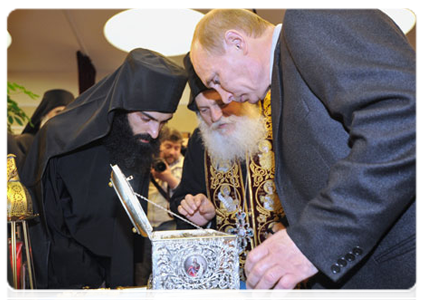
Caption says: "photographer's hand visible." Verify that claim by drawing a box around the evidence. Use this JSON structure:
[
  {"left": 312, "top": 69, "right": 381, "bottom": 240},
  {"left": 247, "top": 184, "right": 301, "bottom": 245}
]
[{"left": 152, "top": 163, "right": 180, "bottom": 190}]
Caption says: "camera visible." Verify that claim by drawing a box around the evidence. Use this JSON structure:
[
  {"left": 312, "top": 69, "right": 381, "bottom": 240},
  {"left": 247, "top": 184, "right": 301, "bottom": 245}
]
[{"left": 152, "top": 158, "right": 167, "bottom": 172}]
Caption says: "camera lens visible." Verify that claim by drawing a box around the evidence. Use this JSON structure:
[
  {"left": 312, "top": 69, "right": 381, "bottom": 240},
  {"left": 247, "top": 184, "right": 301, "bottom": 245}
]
[{"left": 153, "top": 158, "right": 167, "bottom": 172}]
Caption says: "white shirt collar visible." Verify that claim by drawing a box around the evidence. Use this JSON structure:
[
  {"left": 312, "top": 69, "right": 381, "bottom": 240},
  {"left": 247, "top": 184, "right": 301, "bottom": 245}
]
[{"left": 269, "top": 23, "right": 282, "bottom": 80}]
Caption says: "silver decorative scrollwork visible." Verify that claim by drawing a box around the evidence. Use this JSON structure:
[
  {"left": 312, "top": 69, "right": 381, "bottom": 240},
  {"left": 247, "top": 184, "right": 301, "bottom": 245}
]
[{"left": 151, "top": 236, "right": 239, "bottom": 289}]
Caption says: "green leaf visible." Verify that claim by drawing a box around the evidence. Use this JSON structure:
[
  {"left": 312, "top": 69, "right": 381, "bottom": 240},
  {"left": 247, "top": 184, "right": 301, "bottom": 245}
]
[
  {"left": 14, "top": 116, "right": 23, "bottom": 126},
  {"left": 7, "top": 82, "right": 16, "bottom": 92},
  {"left": 26, "top": 91, "right": 39, "bottom": 99},
  {"left": 8, "top": 100, "right": 19, "bottom": 109},
  {"left": 7, "top": 81, "right": 38, "bottom": 129}
]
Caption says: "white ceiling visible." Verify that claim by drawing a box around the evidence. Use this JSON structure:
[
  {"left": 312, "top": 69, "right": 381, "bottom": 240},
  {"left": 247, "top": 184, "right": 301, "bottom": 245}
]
[
  {"left": 7, "top": 9, "right": 287, "bottom": 79},
  {"left": 6, "top": 8, "right": 292, "bottom": 120},
  {"left": 5, "top": 8, "right": 420, "bottom": 112}
]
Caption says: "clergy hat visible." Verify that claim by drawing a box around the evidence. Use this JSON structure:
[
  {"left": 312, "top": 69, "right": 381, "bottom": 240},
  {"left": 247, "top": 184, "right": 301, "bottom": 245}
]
[
  {"left": 116, "top": 48, "right": 188, "bottom": 113},
  {"left": 183, "top": 52, "right": 209, "bottom": 112}
]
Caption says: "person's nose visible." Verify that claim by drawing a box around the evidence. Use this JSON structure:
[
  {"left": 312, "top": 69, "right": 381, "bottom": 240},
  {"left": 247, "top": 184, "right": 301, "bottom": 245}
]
[
  {"left": 215, "top": 87, "right": 235, "bottom": 104},
  {"left": 169, "top": 148, "right": 177, "bottom": 157},
  {"left": 210, "top": 106, "right": 223, "bottom": 123},
  {"left": 148, "top": 122, "right": 161, "bottom": 139}
]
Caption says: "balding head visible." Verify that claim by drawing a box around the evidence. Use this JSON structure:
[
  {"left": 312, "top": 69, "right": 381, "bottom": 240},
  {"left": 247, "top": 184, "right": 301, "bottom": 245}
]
[
  {"left": 191, "top": 9, "right": 272, "bottom": 56},
  {"left": 190, "top": 9, "right": 275, "bottom": 105}
]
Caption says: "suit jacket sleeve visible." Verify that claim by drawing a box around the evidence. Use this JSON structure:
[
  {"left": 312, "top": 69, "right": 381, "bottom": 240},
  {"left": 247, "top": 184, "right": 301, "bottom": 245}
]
[{"left": 281, "top": 10, "right": 415, "bottom": 280}]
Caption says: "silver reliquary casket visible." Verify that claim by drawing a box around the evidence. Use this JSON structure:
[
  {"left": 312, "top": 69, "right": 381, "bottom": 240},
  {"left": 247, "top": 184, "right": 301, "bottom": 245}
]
[{"left": 109, "top": 165, "right": 240, "bottom": 289}]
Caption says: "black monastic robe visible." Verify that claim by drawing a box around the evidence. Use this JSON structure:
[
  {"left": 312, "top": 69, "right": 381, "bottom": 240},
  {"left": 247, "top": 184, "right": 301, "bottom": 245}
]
[
  {"left": 43, "top": 143, "right": 149, "bottom": 288},
  {"left": 21, "top": 48, "right": 187, "bottom": 289}
]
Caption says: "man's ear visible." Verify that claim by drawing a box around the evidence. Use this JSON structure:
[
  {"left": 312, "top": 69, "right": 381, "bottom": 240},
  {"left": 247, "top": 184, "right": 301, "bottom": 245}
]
[{"left": 224, "top": 30, "right": 247, "bottom": 54}]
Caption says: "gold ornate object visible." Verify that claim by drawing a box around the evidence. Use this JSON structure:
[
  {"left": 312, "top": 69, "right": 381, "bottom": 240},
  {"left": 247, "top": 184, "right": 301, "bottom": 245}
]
[
  {"left": 7, "top": 154, "right": 37, "bottom": 289},
  {"left": 7, "top": 154, "right": 35, "bottom": 221}
]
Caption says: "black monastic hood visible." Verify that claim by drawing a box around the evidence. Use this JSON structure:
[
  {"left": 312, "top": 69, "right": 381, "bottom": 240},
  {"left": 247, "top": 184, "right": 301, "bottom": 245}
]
[
  {"left": 22, "top": 48, "right": 187, "bottom": 185},
  {"left": 22, "top": 89, "right": 74, "bottom": 135},
  {"left": 183, "top": 52, "right": 209, "bottom": 112}
]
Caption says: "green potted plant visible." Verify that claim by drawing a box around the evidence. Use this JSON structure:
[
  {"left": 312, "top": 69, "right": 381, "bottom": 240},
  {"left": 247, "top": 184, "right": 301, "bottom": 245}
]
[{"left": 7, "top": 82, "right": 38, "bottom": 133}]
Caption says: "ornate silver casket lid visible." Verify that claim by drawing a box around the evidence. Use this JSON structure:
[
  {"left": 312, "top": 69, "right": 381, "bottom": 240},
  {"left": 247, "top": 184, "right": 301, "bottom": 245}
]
[{"left": 109, "top": 164, "right": 153, "bottom": 238}]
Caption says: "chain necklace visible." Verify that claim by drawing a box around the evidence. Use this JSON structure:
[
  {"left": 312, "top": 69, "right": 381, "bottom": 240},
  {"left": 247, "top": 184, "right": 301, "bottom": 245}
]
[
  {"left": 226, "top": 156, "right": 254, "bottom": 256},
  {"left": 134, "top": 192, "right": 204, "bottom": 230}
]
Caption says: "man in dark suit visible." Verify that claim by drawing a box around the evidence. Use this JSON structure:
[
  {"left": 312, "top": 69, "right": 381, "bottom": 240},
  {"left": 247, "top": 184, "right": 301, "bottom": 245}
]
[{"left": 190, "top": 9, "right": 415, "bottom": 289}]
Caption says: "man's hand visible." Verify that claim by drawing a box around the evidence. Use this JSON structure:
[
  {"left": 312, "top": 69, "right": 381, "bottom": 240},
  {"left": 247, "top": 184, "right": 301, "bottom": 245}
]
[
  {"left": 245, "top": 229, "right": 318, "bottom": 289},
  {"left": 177, "top": 193, "right": 216, "bottom": 226}
]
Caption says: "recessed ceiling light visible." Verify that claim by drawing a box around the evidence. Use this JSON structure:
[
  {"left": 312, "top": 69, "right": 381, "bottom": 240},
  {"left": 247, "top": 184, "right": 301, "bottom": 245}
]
[
  {"left": 381, "top": 9, "right": 416, "bottom": 34},
  {"left": 104, "top": 9, "right": 204, "bottom": 57},
  {"left": 4, "top": 29, "right": 12, "bottom": 49}
]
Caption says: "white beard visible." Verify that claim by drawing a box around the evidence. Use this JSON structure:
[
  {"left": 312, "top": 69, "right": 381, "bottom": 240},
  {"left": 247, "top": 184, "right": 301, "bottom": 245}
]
[{"left": 198, "top": 103, "right": 267, "bottom": 164}]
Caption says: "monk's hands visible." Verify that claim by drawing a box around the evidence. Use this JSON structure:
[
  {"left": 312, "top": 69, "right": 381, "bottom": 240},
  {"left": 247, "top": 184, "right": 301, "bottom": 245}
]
[
  {"left": 177, "top": 193, "right": 215, "bottom": 226},
  {"left": 245, "top": 229, "right": 318, "bottom": 289}
]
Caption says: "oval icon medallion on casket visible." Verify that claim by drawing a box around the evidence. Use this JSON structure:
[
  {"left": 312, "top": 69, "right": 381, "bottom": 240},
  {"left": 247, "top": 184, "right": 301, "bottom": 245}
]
[{"left": 184, "top": 254, "right": 208, "bottom": 278}]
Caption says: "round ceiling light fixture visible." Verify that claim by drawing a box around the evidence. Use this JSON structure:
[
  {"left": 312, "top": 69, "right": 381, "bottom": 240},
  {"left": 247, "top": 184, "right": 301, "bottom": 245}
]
[
  {"left": 4, "top": 29, "right": 12, "bottom": 49},
  {"left": 104, "top": 9, "right": 204, "bottom": 57},
  {"left": 381, "top": 9, "right": 416, "bottom": 34}
]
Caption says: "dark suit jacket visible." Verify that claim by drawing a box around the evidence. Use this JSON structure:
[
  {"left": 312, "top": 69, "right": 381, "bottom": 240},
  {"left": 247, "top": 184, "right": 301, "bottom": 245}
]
[{"left": 271, "top": 10, "right": 415, "bottom": 289}]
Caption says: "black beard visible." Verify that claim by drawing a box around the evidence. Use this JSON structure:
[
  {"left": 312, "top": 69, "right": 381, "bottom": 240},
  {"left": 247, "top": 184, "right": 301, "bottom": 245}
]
[{"left": 102, "top": 111, "right": 160, "bottom": 174}]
